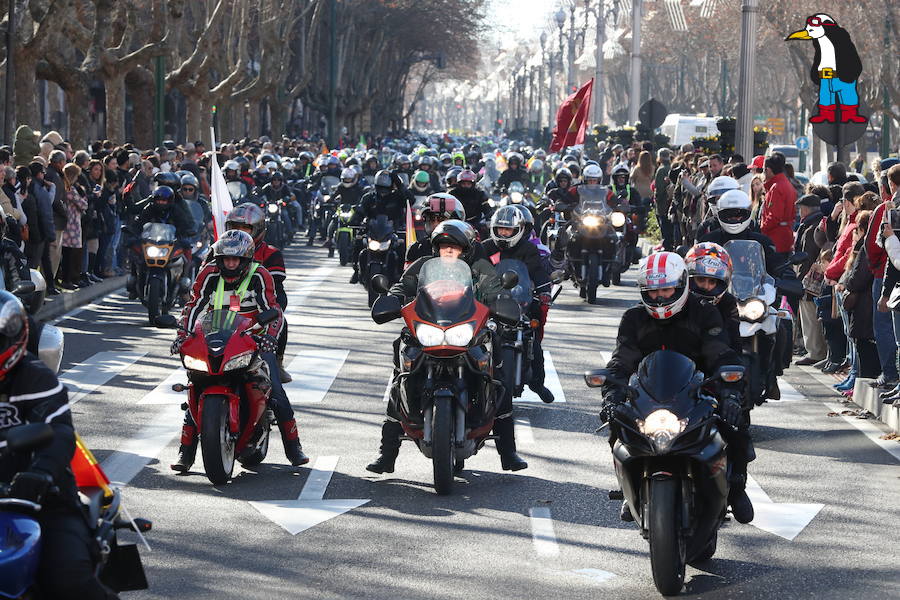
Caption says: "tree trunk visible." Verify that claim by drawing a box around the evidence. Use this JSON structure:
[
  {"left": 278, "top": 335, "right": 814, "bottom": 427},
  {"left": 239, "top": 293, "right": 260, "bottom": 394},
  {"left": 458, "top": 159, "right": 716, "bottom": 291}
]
[
  {"left": 13, "top": 54, "right": 39, "bottom": 129},
  {"left": 184, "top": 92, "right": 203, "bottom": 145},
  {"left": 126, "top": 68, "right": 155, "bottom": 147},
  {"left": 65, "top": 84, "right": 90, "bottom": 148},
  {"left": 269, "top": 95, "right": 290, "bottom": 139},
  {"left": 104, "top": 72, "right": 127, "bottom": 143},
  {"left": 247, "top": 98, "right": 260, "bottom": 138}
]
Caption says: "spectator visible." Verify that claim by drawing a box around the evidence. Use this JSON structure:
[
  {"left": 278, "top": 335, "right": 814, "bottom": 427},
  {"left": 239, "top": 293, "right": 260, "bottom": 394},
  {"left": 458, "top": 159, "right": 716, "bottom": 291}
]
[
  {"left": 630, "top": 150, "right": 654, "bottom": 204},
  {"left": 60, "top": 163, "right": 88, "bottom": 290},
  {"left": 44, "top": 150, "right": 68, "bottom": 287},
  {"left": 795, "top": 194, "right": 826, "bottom": 366},
  {"left": 27, "top": 162, "right": 55, "bottom": 277},
  {"left": 653, "top": 148, "right": 674, "bottom": 250},
  {"left": 877, "top": 163, "right": 900, "bottom": 403},
  {"left": 761, "top": 151, "right": 797, "bottom": 257},
  {"left": 12, "top": 125, "right": 41, "bottom": 167}
]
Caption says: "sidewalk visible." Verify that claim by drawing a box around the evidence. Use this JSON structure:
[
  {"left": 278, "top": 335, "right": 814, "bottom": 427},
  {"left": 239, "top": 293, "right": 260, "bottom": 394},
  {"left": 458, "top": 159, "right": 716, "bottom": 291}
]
[{"left": 36, "top": 276, "right": 126, "bottom": 322}]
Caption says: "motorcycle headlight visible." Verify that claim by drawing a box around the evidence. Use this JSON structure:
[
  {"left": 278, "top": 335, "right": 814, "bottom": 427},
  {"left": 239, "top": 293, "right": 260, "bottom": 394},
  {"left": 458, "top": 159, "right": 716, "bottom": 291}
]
[
  {"left": 341, "top": 211, "right": 352, "bottom": 218},
  {"left": 369, "top": 240, "right": 391, "bottom": 251},
  {"left": 267, "top": 203, "right": 279, "bottom": 214},
  {"left": 511, "top": 192, "right": 523, "bottom": 203},
  {"left": 182, "top": 355, "right": 208, "bottom": 372},
  {"left": 145, "top": 246, "right": 169, "bottom": 258},
  {"left": 195, "top": 240, "right": 203, "bottom": 249},
  {"left": 444, "top": 322, "right": 474, "bottom": 347},
  {"left": 415, "top": 323, "right": 445, "bottom": 347},
  {"left": 611, "top": 212, "right": 627, "bottom": 228},
  {"left": 739, "top": 299, "right": 766, "bottom": 322},
  {"left": 582, "top": 215, "right": 601, "bottom": 228},
  {"left": 223, "top": 350, "right": 254, "bottom": 372},
  {"left": 637, "top": 409, "right": 688, "bottom": 452}
]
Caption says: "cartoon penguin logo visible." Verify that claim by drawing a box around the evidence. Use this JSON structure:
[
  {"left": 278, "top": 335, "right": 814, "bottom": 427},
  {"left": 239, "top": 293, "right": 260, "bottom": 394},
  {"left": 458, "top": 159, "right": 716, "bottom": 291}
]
[{"left": 786, "top": 14, "right": 866, "bottom": 125}]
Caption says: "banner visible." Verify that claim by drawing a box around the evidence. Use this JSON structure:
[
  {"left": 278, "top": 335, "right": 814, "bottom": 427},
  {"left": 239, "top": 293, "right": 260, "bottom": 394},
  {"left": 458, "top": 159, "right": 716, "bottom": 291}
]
[
  {"left": 404, "top": 199, "right": 415, "bottom": 267},
  {"left": 209, "top": 127, "right": 233, "bottom": 239},
  {"left": 549, "top": 79, "right": 594, "bottom": 152}
]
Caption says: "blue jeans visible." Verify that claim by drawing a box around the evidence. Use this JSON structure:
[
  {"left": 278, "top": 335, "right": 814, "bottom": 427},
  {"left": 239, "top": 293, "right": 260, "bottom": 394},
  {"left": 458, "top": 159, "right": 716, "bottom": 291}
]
[
  {"left": 872, "top": 278, "right": 898, "bottom": 381},
  {"left": 818, "top": 77, "right": 859, "bottom": 106},
  {"left": 839, "top": 300, "right": 857, "bottom": 378}
]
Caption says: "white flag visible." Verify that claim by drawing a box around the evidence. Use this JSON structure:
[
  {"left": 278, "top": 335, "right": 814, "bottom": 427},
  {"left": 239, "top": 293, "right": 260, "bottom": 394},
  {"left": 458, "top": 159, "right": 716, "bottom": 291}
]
[{"left": 209, "top": 127, "right": 233, "bottom": 239}]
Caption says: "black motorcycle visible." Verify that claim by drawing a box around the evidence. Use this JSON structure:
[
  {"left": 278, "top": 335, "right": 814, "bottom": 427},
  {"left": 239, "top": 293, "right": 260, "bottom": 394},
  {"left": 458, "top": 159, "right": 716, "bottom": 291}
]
[
  {"left": 565, "top": 184, "right": 628, "bottom": 302},
  {"left": 360, "top": 214, "right": 403, "bottom": 307},
  {"left": 308, "top": 175, "right": 340, "bottom": 244},
  {"left": 585, "top": 351, "right": 744, "bottom": 596}
]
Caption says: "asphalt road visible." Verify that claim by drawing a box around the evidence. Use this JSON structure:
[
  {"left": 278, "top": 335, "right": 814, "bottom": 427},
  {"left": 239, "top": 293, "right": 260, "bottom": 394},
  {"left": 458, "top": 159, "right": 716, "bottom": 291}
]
[{"left": 58, "top": 242, "right": 900, "bottom": 600}]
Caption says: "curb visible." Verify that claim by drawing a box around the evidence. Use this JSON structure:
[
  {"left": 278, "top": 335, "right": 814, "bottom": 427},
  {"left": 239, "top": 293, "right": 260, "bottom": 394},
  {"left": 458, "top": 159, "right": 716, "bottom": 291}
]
[
  {"left": 37, "top": 276, "right": 126, "bottom": 322},
  {"left": 798, "top": 365, "right": 899, "bottom": 435}
]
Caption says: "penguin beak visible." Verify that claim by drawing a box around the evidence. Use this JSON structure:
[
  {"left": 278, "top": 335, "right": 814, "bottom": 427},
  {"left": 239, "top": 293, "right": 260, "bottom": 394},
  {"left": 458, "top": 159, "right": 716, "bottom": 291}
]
[{"left": 786, "top": 29, "right": 812, "bottom": 40}]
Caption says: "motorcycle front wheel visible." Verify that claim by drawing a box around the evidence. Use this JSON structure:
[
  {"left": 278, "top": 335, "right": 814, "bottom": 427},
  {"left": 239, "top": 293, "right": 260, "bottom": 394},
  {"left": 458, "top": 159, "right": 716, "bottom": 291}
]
[
  {"left": 200, "top": 395, "right": 236, "bottom": 485},
  {"left": 432, "top": 397, "right": 455, "bottom": 496},
  {"left": 146, "top": 277, "right": 162, "bottom": 325},
  {"left": 649, "top": 477, "right": 686, "bottom": 596},
  {"left": 337, "top": 231, "right": 351, "bottom": 265},
  {"left": 586, "top": 253, "right": 600, "bottom": 304}
]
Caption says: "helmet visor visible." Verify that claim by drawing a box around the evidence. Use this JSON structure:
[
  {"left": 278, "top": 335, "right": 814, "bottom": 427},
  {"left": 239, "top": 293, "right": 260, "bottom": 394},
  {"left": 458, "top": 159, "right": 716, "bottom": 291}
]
[{"left": 718, "top": 208, "right": 750, "bottom": 225}]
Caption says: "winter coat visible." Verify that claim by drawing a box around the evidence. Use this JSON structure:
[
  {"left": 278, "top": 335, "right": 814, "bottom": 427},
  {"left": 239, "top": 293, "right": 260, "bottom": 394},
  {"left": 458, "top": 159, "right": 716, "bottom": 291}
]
[
  {"left": 761, "top": 172, "right": 797, "bottom": 253},
  {"left": 62, "top": 187, "right": 88, "bottom": 248},
  {"left": 840, "top": 240, "right": 873, "bottom": 340},
  {"left": 30, "top": 179, "right": 56, "bottom": 241},
  {"left": 824, "top": 212, "right": 858, "bottom": 282},
  {"left": 794, "top": 209, "right": 823, "bottom": 281}
]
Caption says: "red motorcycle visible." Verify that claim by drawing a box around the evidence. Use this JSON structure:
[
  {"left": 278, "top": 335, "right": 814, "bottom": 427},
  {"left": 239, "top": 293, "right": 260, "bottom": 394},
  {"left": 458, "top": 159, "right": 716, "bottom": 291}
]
[{"left": 177, "top": 308, "right": 279, "bottom": 485}]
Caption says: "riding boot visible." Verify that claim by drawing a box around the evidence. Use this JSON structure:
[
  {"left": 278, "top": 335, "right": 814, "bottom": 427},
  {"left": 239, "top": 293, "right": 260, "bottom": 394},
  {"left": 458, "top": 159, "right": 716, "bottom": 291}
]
[
  {"left": 279, "top": 419, "right": 309, "bottom": 466},
  {"left": 366, "top": 420, "right": 403, "bottom": 474},
  {"left": 349, "top": 267, "right": 360, "bottom": 284},
  {"left": 278, "top": 356, "right": 293, "bottom": 383},
  {"left": 493, "top": 417, "right": 527, "bottom": 471},
  {"left": 728, "top": 471, "right": 754, "bottom": 524},
  {"left": 170, "top": 425, "right": 198, "bottom": 472}
]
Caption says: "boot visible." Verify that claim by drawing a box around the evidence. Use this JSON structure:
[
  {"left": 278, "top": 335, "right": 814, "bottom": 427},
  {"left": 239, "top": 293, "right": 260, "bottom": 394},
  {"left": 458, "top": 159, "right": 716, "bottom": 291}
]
[
  {"left": 728, "top": 474, "right": 754, "bottom": 524},
  {"left": 839, "top": 104, "right": 867, "bottom": 123},
  {"left": 494, "top": 418, "right": 527, "bottom": 471},
  {"left": 366, "top": 420, "right": 403, "bottom": 474},
  {"left": 279, "top": 420, "right": 309, "bottom": 466},
  {"left": 529, "top": 381, "right": 555, "bottom": 404},
  {"left": 620, "top": 500, "right": 634, "bottom": 522},
  {"left": 170, "top": 425, "right": 198, "bottom": 472},
  {"left": 809, "top": 104, "right": 836, "bottom": 123},
  {"left": 278, "top": 357, "right": 293, "bottom": 383},
  {"left": 349, "top": 269, "right": 360, "bottom": 284}
]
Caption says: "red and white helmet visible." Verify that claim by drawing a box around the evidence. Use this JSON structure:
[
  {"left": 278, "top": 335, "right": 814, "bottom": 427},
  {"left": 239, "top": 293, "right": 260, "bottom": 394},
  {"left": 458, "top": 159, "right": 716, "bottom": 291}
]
[{"left": 636, "top": 251, "right": 690, "bottom": 320}]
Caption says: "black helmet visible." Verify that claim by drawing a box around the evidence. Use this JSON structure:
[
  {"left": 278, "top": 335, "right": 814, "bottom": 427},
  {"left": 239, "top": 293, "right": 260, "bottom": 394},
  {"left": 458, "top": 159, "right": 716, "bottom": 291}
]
[
  {"left": 235, "top": 155, "right": 251, "bottom": 170},
  {"left": 212, "top": 230, "right": 256, "bottom": 283},
  {"left": 154, "top": 171, "right": 180, "bottom": 191},
  {"left": 271, "top": 170, "right": 284, "bottom": 182},
  {"left": 151, "top": 186, "right": 175, "bottom": 214},
  {"left": 373, "top": 169, "right": 393, "bottom": 194},
  {"left": 554, "top": 168, "right": 572, "bottom": 186},
  {"left": 431, "top": 219, "right": 476, "bottom": 260}
]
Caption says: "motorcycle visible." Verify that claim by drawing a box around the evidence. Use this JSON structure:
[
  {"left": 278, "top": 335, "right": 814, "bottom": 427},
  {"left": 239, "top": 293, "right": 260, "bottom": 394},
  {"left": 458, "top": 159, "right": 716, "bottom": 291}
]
[
  {"left": 134, "top": 222, "right": 188, "bottom": 327},
  {"left": 565, "top": 185, "right": 628, "bottom": 302},
  {"left": 264, "top": 199, "right": 290, "bottom": 249},
  {"left": 184, "top": 197, "right": 212, "bottom": 284},
  {"left": 360, "top": 214, "right": 403, "bottom": 308},
  {"left": 334, "top": 202, "right": 357, "bottom": 266},
  {"left": 492, "top": 181, "right": 538, "bottom": 220},
  {"left": 585, "top": 351, "right": 745, "bottom": 595},
  {"left": 176, "top": 308, "right": 280, "bottom": 485},
  {"left": 308, "top": 175, "right": 340, "bottom": 243},
  {"left": 370, "top": 257, "right": 520, "bottom": 495},
  {"left": 0, "top": 424, "right": 152, "bottom": 598}
]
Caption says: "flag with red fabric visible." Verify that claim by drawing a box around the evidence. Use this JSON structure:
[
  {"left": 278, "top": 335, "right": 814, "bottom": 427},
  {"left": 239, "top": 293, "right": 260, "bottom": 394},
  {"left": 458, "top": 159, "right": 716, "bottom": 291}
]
[{"left": 549, "top": 79, "right": 594, "bottom": 153}]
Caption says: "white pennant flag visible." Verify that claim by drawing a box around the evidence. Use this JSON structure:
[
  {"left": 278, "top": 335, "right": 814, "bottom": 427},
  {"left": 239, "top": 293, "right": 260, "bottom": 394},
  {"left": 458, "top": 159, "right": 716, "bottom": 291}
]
[{"left": 209, "top": 127, "right": 233, "bottom": 239}]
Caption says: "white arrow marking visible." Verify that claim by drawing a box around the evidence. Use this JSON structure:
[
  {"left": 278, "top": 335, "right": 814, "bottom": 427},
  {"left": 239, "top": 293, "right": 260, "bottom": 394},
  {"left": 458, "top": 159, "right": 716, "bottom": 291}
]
[
  {"left": 249, "top": 455, "right": 369, "bottom": 535},
  {"left": 285, "top": 348, "right": 349, "bottom": 403},
  {"left": 572, "top": 568, "right": 617, "bottom": 583},
  {"left": 516, "top": 351, "right": 566, "bottom": 403},
  {"left": 767, "top": 378, "right": 804, "bottom": 402},
  {"left": 284, "top": 265, "right": 336, "bottom": 325},
  {"left": 745, "top": 474, "right": 824, "bottom": 541},
  {"left": 529, "top": 507, "right": 560, "bottom": 557},
  {"left": 138, "top": 368, "right": 187, "bottom": 405},
  {"left": 62, "top": 351, "right": 147, "bottom": 405}
]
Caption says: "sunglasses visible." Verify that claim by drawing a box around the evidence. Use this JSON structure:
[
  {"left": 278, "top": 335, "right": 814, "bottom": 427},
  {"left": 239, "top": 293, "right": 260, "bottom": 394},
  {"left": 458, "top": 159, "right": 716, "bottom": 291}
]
[
  {"left": 182, "top": 186, "right": 196, "bottom": 192},
  {"left": 806, "top": 16, "right": 833, "bottom": 27}
]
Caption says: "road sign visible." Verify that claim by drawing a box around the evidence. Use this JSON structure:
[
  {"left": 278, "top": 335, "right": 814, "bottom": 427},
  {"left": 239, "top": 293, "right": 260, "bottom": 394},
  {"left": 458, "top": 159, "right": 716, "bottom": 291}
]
[
  {"left": 795, "top": 136, "right": 809, "bottom": 151},
  {"left": 766, "top": 117, "right": 786, "bottom": 135},
  {"left": 638, "top": 98, "right": 668, "bottom": 130}
]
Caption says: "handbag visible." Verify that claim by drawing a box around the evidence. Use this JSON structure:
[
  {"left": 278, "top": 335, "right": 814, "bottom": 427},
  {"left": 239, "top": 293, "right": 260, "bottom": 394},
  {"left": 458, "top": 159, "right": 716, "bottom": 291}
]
[
  {"left": 887, "top": 283, "right": 900, "bottom": 310},
  {"left": 801, "top": 263, "right": 825, "bottom": 297},
  {"left": 842, "top": 291, "right": 859, "bottom": 311}
]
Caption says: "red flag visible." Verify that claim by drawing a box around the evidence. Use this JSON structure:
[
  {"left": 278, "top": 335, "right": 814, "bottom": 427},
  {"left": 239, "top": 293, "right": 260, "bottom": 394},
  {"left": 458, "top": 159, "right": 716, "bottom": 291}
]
[{"left": 549, "top": 79, "right": 594, "bottom": 153}]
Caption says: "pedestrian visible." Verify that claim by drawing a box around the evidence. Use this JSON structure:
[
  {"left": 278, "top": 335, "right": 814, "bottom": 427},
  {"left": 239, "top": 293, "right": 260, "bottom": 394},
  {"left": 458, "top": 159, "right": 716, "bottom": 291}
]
[
  {"left": 760, "top": 152, "right": 797, "bottom": 259},
  {"left": 60, "top": 163, "right": 88, "bottom": 290}
]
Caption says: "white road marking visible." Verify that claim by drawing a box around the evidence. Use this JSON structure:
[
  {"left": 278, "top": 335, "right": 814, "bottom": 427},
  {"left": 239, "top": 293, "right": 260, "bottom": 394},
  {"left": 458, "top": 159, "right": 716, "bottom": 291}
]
[
  {"left": 599, "top": 351, "right": 612, "bottom": 365},
  {"left": 381, "top": 373, "right": 393, "bottom": 402},
  {"left": 767, "top": 378, "right": 804, "bottom": 402},
  {"left": 529, "top": 507, "right": 560, "bottom": 557},
  {"left": 516, "top": 352, "right": 566, "bottom": 403},
  {"left": 514, "top": 416, "right": 534, "bottom": 444},
  {"left": 250, "top": 455, "right": 370, "bottom": 535},
  {"left": 572, "top": 569, "right": 617, "bottom": 583},
  {"left": 745, "top": 475, "right": 825, "bottom": 541},
  {"left": 101, "top": 404, "right": 183, "bottom": 486},
  {"left": 285, "top": 348, "right": 350, "bottom": 403},
  {"left": 62, "top": 350, "right": 147, "bottom": 405},
  {"left": 284, "top": 265, "right": 337, "bottom": 325},
  {"left": 138, "top": 369, "right": 188, "bottom": 405}
]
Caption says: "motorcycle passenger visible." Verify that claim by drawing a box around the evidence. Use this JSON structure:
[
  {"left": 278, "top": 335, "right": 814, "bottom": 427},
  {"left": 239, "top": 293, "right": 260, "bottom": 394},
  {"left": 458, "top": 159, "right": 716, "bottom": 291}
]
[
  {"left": 694, "top": 176, "right": 741, "bottom": 242},
  {"left": 349, "top": 170, "right": 408, "bottom": 284},
  {"left": 600, "top": 252, "right": 753, "bottom": 524},
  {"left": 482, "top": 206, "right": 555, "bottom": 404},
  {"left": 405, "top": 193, "right": 468, "bottom": 263},
  {"left": 449, "top": 169, "right": 492, "bottom": 232},
  {"left": 171, "top": 230, "right": 309, "bottom": 470},
  {"left": 366, "top": 220, "right": 525, "bottom": 474},
  {"left": 362, "top": 155, "right": 380, "bottom": 179},
  {"left": 0, "top": 291, "right": 121, "bottom": 599},
  {"left": 494, "top": 152, "right": 527, "bottom": 192}
]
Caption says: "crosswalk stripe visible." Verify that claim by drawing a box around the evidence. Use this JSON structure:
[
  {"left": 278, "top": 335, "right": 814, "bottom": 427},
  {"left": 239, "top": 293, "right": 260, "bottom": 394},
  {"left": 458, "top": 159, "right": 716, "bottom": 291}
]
[
  {"left": 62, "top": 351, "right": 148, "bottom": 405},
  {"left": 285, "top": 348, "right": 350, "bottom": 403},
  {"left": 138, "top": 369, "right": 188, "bottom": 405},
  {"left": 529, "top": 507, "right": 560, "bottom": 557},
  {"left": 516, "top": 351, "right": 566, "bottom": 403},
  {"left": 514, "top": 416, "right": 534, "bottom": 444}
]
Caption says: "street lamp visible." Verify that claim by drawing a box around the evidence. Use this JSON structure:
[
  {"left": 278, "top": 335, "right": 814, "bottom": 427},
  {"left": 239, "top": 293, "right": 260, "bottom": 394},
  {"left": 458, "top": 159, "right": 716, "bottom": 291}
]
[
  {"left": 539, "top": 31, "right": 547, "bottom": 137},
  {"left": 568, "top": 4, "right": 576, "bottom": 94},
  {"left": 556, "top": 8, "right": 566, "bottom": 107}
]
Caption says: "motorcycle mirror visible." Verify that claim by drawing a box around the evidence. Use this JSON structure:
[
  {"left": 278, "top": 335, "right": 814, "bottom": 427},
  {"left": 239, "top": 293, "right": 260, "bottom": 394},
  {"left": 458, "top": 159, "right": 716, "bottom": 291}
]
[
  {"left": 491, "top": 295, "right": 521, "bottom": 325},
  {"left": 718, "top": 365, "right": 745, "bottom": 383},
  {"left": 257, "top": 308, "right": 279, "bottom": 326},
  {"left": 13, "top": 280, "right": 35, "bottom": 296},
  {"left": 371, "top": 274, "right": 391, "bottom": 295},
  {"left": 584, "top": 368, "right": 610, "bottom": 387},
  {"left": 674, "top": 244, "right": 690, "bottom": 258},
  {"left": 550, "top": 269, "right": 566, "bottom": 283},
  {"left": 3, "top": 423, "right": 54, "bottom": 453},
  {"left": 155, "top": 314, "right": 177, "bottom": 328},
  {"left": 371, "top": 294, "right": 402, "bottom": 324},
  {"left": 500, "top": 270, "right": 519, "bottom": 290}
]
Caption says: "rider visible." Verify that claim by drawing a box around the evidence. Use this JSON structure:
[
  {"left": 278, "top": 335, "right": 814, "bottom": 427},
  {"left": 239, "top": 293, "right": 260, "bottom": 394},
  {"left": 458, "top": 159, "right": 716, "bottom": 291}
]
[
  {"left": 365, "top": 220, "right": 528, "bottom": 474},
  {"left": 223, "top": 160, "right": 242, "bottom": 183},
  {"left": 410, "top": 170, "right": 435, "bottom": 196},
  {"left": 600, "top": 252, "right": 753, "bottom": 524},
  {"left": 0, "top": 291, "right": 121, "bottom": 599},
  {"left": 449, "top": 169, "right": 492, "bottom": 232},
  {"left": 693, "top": 175, "right": 741, "bottom": 242},
  {"left": 171, "top": 230, "right": 309, "bottom": 470},
  {"left": 349, "top": 170, "right": 408, "bottom": 284},
  {"left": 405, "top": 193, "right": 468, "bottom": 263},
  {"left": 482, "top": 205, "right": 555, "bottom": 404},
  {"left": 608, "top": 163, "right": 643, "bottom": 260},
  {"left": 494, "top": 152, "right": 527, "bottom": 192},
  {"left": 325, "top": 167, "right": 367, "bottom": 250}
]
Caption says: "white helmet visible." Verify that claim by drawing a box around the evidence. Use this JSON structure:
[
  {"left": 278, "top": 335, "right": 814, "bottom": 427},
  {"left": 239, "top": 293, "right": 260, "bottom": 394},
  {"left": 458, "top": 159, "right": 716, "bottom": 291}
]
[
  {"left": 716, "top": 189, "right": 753, "bottom": 234},
  {"left": 706, "top": 176, "right": 741, "bottom": 215},
  {"left": 490, "top": 205, "right": 528, "bottom": 249},
  {"left": 224, "top": 159, "right": 240, "bottom": 172},
  {"left": 583, "top": 164, "right": 603, "bottom": 181},
  {"left": 636, "top": 252, "right": 690, "bottom": 320},
  {"left": 340, "top": 167, "right": 358, "bottom": 187}
]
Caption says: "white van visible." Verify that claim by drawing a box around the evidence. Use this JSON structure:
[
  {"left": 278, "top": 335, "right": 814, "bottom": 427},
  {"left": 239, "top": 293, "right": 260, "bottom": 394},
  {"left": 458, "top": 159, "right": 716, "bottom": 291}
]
[
  {"left": 659, "top": 114, "right": 720, "bottom": 147},
  {"left": 767, "top": 144, "right": 800, "bottom": 172}
]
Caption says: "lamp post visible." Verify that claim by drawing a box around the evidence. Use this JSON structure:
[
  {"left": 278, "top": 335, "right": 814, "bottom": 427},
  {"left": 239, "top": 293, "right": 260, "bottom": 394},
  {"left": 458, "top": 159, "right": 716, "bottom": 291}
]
[
  {"left": 555, "top": 8, "right": 566, "bottom": 107},
  {"left": 538, "top": 31, "right": 547, "bottom": 138},
  {"left": 567, "top": 4, "right": 576, "bottom": 94},
  {"left": 628, "top": 0, "right": 642, "bottom": 124},
  {"left": 593, "top": 0, "right": 606, "bottom": 126},
  {"left": 734, "top": 0, "right": 758, "bottom": 161}
]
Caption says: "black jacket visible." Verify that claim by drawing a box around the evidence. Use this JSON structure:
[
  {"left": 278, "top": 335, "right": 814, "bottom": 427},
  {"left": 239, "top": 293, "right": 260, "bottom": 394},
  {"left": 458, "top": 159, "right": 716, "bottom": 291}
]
[
  {"left": 482, "top": 237, "right": 550, "bottom": 289},
  {"left": 794, "top": 209, "right": 823, "bottom": 281},
  {"left": 449, "top": 186, "right": 491, "bottom": 224},
  {"left": 332, "top": 184, "right": 365, "bottom": 208},
  {"left": 134, "top": 197, "right": 197, "bottom": 240},
  {"left": 0, "top": 354, "right": 78, "bottom": 510},
  {"left": 603, "top": 294, "right": 741, "bottom": 399},
  {"left": 354, "top": 189, "right": 407, "bottom": 228},
  {"left": 699, "top": 229, "right": 781, "bottom": 276},
  {"left": 841, "top": 241, "right": 873, "bottom": 340},
  {"left": 495, "top": 167, "right": 527, "bottom": 192},
  {"left": 713, "top": 292, "right": 742, "bottom": 354}
]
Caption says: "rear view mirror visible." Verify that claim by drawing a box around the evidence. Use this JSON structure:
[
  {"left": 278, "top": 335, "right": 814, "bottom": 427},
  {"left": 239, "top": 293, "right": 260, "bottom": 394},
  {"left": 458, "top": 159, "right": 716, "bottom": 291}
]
[
  {"left": 500, "top": 270, "right": 519, "bottom": 290},
  {"left": 371, "top": 274, "right": 391, "bottom": 295},
  {"left": 550, "top": 269, "right": 566, "bottom": 283},
  {"left": 3, "top": 423, "right": 54, "bottom": 453},
  {"left": 372, "top": 294, "right": 402, "bottom": 324}
]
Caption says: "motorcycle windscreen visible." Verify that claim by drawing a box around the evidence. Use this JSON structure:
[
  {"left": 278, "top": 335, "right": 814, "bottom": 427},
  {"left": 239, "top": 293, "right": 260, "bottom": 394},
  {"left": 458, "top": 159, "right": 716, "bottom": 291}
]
[
  {"left": 495, "top": 258, "right": 533, "bottom": 308},
  {"left": 200, "top": 309, "right": 252, "bottom": 338},
  {"left": 576, "top": 184, "right": 612, "bottom": 216},
  {"left": 368, "top": 214, "right": 395, "bottom": 240},
  {"left": 321, "top": 175, "right": 340, "bottom": 195},
  {"left": 227, "top": 181, "right": 247, "bottom": 202},
  {"left": 415, "top": 257, "right": 476, "bottom": 327},
  {"left": 725, "top": 239, "right": 766, "bottom": 301},
  {"left": 141, "top": 222, "right": 177, "bottom": 244},
  {"left": 636, "top": 350, "right": 698, "bottom": 405}
]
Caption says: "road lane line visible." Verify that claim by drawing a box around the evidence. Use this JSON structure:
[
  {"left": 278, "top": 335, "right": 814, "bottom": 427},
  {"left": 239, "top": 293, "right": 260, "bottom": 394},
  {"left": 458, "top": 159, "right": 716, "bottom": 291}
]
[
  {"left": 514, "top": 416, "right": 534, "bottom": 444},
  {"left": 572, "top": 569, "right": 617, "bottom": 583},
  {"left": 767, "top": 378, "right": 804, "bottom": 402},
  {"left": 285, "top": 348, "right": 350, "bottom": 403},
  {"left": 62, "top": 350, "right": 148, "bottom": 405},
  {"left": 516, "top": 352, "right": 566, "bottom": 403},
  {"left": 138, "top": 369, "right": 188, "bottom": 405},
  {"left": 529, "top": 507, "right": 560, "bottom": 557},
  {"left": 298, "top": 455, "right": 340, "bottom": 500},
  {"left": 101, "top": 404, "right": 182, "bottom": 486},
  {"left": 284, "top": 265, "right": 337, "bottom": 325}
]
